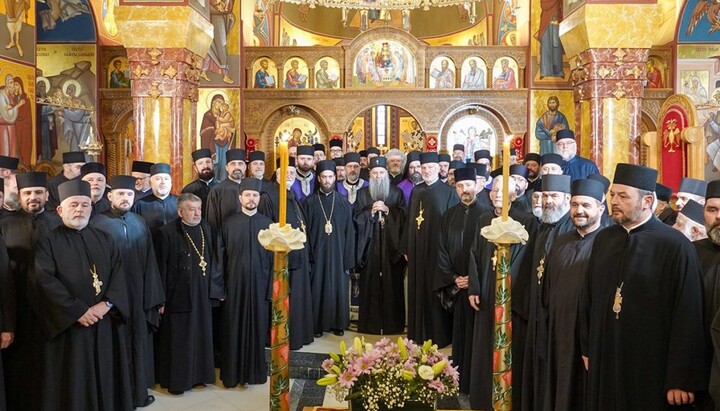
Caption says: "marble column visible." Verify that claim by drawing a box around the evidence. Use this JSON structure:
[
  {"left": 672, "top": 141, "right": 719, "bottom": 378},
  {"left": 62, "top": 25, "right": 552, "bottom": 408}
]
[{"left": 115, "top": 6, "right": 213, "bottom": 190}]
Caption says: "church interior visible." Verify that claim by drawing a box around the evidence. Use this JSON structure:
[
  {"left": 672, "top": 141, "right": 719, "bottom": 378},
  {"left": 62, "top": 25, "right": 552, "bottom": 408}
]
[{"left": 1, "top": 0, "right": 719, "bottom": 409}]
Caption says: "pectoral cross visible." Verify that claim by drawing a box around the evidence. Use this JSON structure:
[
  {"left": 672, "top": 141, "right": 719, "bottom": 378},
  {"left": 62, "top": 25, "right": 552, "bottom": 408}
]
[
  {"left": 415, "top": 203, "right": 425, "bottom": 230},
  {"left": 300, "top": 220, "right": 307, "bottom": 233},
  {"left": 536, "top": 255, "right": 545, "bottom": 284},
  {"left": 613, "top": 282, "right": 624, "bottom": 319},
  {"left": 198, "top": 257, "right": 207, "bottom": 276},
  {"left": 90, "top": 264, "right": 103, "bottom": 296}
]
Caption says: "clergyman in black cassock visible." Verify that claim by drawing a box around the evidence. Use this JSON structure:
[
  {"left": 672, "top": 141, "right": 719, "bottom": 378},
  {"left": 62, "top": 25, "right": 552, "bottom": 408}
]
[
  {"left": 543, "top": 179, "right": 607, "bottom": 411},
  {"left": 0, "top": 172, "right": 62, "bottom": 411},
  {"left": 581, "top": 164, "right": 706, "bottom": 410},
  {"left": 131, "top": 160, "right": 154, "bottom": 201},
  {"left": 132, "top": 163, "right": 178, "bottom": 232},
  {"left": 182, "top": 148, "right": 218, "bottom": 219},
  {"left": 80, "top": 162, "right": 111, "bottom": 217},
  {"left": 206, "top": 149, "right": 246, "bottom": 230},
  {"left": 46, "top": 151, "right": 85, "bottom": 211},
  {"left": 353, "top": 159, "right": 406, "bottom": 335},
  {"left": 522, "top": 174, "right": 575, "bottom": 411},
  {"left": 436, "top": 166, "right": 491, "bottom": 393},
  {"left": 402, "top": 152, "right": 459, "bottom": 348},
  {"left": 30, "top": 179, "right": 133, "bottom": 411},
  {"left": 305, "top": 160, "right": 356, "bottom": 335},
  {"left": 258, "top": 159, "right": 314, "bottom": 348},
  {"left": 154, "top": 193, "right": 224, "bottom": 394},
  {"left": 91, "top": 175, "right": 165, "bottom": 407},
  {"left": 0, "top": 235, "right": 13, "bottom": 410},
  {"left": 467, "top": 176, "right": 538, "bottom": 410},
  {"left": 656, "top": 182, "right": 677, "bottom": 226},
  {"left": 217, "top": 179, "right": 273, "bottom": 387}
]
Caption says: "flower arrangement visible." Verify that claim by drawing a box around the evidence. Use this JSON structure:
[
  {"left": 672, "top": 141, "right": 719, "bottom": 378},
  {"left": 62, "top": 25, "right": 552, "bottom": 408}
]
[{"left": 316, "top": 337, "right": 459, "bottom": 411}]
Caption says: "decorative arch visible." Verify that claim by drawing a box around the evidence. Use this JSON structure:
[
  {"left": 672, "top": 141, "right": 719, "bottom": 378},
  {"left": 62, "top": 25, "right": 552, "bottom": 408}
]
[
  {"left": 437, "top": 104, "right": 510, "bottom": 158},
  {"left": 257, "top": 104, "right": 332, "bottom": 159}
]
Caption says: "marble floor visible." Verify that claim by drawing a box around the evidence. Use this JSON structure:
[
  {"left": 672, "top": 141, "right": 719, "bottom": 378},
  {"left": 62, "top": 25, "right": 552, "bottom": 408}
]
[{"left": 144, "top": 331, "right": 462, "bottom": 411}]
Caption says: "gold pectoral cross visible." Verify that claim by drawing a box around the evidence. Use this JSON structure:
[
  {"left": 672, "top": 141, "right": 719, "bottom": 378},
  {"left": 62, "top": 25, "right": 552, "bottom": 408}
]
[
  {"left": 199, "top": 257, "right": 207, "bottom": 276},
  {"left": 90, "top": 264, "right": 103, "bottom": 296},
  {"left": 416, "top": 203, "right": 425, "bottom": 230},
  {"left": 613, "top": 282, "right": 624, "bottom": 319},
  {"left": 536, "top": 255, "right": 545, "bottom": 284}
]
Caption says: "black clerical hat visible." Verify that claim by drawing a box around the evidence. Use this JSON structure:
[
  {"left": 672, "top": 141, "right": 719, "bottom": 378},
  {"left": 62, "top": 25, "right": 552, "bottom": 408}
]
[
  {"left": 467, "top": 163, "right": 488, "bottom": 178},
  {"left": 707, "top": 180, "right": 720, "bottom": 200},
  {"left": 150, "top": 163, "right": 171, "bottom": 176},
  {"left": 58, "top": 180, "right": 91, "bottom": 201},
  {"left": 454, "top": 167, "right": 476, "bottom": 183},
  {"left": 329, "top": 139, "right": 343, "bottom": 149},
  {"left": 333, "top": 157, "right": 345, "bottom": 167},
  {"left": 81, "top": 162, "right": 106, "bottom": 177},
  {"left": 0, "top": 155, "right": 18, "bottom": 170},
  {"left": 344, "top": 153, "right": 361, "bottom": 165},
  {"left": 407, "top": 151, "right": 421, "bottom": 163},
  {"left": 524, "top": 153, "right": 541, "bottom": 164},
  {"left": 367, "top": 147, "right": 380, "bottom": 156},
  {"left": 62, "top": 151, "right": 86, "bottom": 164},
  {"left": 16, "top": 172, "right": 47, "bottom": 190},
  {"left": 490, "top": 168, "right": 502, "bottom": 179},
  {"left": 449, "top": 160, "right": 465, "bottom": 170},
  {"left": 297, "top": 145, "right": 314, "bottom": 157},
  {"left": 680, "top": 199, "right": 705, "bottom": 226},
  {"left": 588, "top": 173, "right": 611, "bottom": 193},
  {"left": 656, "top": 183, "right": 673, "bottom": 202},
  {"left": 556, "top": 129, "right": 575, "bottom": 141},
  {"left": 369, "top": 156, "right": 386, "bottom": 169},
  {"left": 509, "top": 164, "right": 529, "bottom": 180},
  {"left": 571, "top": 179, "right": 604, "bottom": 202},
  {"left": 313, "top": 143, "right": 326, "bottom": 153},
  {"left": 359, "top": 150, "right": 368, "bottom": 157},
  {"left": 110, "top": 175, "right": 136, "bottom": 191},
  {"left": 226, "top": 149, "right": 246, "bottom": 162},
  {"left": 474, "top": 149, "right": 492, "bottom": 161},
  {"left": 541, "top": 153, "right": 563, "bottom": 166},
  {"left": 438, "top": 153, "right": 451, "bottom": 163},
  {"left": 275, "top": 157, "right": 296, "bottom": 168},
  {"left": 131, "top": 161, "right": 153, "bottom": 174},
  {"left": 612, "top": 163, "right": 657, "bottom": 192},
  {"left": 678, "top": 177, "right": 707, "bottom": 197},
  {"left": 542, "top": 174, "right": 571, "bottom": 193},
  {"left": 420, "top": 152, "right": 439, "bottom": 164},
  {"left": 316, "top": 160, "right": 336, "bottom": 174},
  {"left": 239, "top": 178, "right": 262, "bottom": 193},
  {"left": 191, "top": 148, "right": 212, "bottom": 162},
  {"left": 248, "top": 151, "right": 265, "bottom": 163},
  {"left": 453, "top": 144, "right": 465, "bottom": 151}
]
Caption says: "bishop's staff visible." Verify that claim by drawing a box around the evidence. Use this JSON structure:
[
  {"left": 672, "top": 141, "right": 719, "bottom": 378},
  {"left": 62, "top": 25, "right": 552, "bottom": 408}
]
[{"left": 481, "top": 136, "right": 529, "bottom": 410}]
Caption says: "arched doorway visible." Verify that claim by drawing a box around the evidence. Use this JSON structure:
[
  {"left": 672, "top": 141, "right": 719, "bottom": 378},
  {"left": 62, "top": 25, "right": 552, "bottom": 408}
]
[
  {"left": 438, "top": 105, "right": 507, "bottom": 162},
  {"left": 346, "top": 104, "right": 422, "bottom": 152}
]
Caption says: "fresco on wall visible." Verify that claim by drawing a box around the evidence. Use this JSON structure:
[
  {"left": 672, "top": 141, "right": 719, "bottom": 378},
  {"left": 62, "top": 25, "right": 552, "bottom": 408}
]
[
  {"left": 460, "top": 57, "right": 487, "bottom": 89},
  {"left": 251, "top": 56, "right": 278, "bottom": 88},
  {"left": 678, "top": 0, "right": 720, "bottom": 43},
  {"left": 35, "top": 44, "right": 96, "bottom": 167},
  {"left": 644, "top": 56, "right": 666, "bottom": 89},
  {"left": 0, "top": 59, "right": 35, "bottom": 164},
  {"left": 429, "top": 56, "right": 455, "bottom": 89},
  {"left": 497, "top": 0, "right": 518, "bottom": 46},
  {"left": 352, "top": 40, "right": 416, "bottom": 88},
  {"left": 314, "top": 57, "right": 340, "bottom": 89},
  {"left": 530, "top": 0, "right": 570, "bottom": 85},
  {"left": 197, "top": 88, "right": 240, "bottom": 181},
  {"left": 491, "top": 57, "right": 518, "bottom": 89},
  {"left": 273, "top": 117, "right": 322, "bottom": 156},
  {"left": 198, "top": 0, "right": 240, "bottom": 85},
  {"left": 0, "top": 0, "right": 35, "bottom": 64},
  {"left": 253, "top": 0, "right": 270, "bottom": 46},
  {"left": 36, "top": 0, "right": 96, "bottom": 42},
  {"left": 282, "top": 57, "right": 309, "bottom": 89},
  {"left": 446, "top": 115, "right": 497, "bottom": 160},
  {"left": 107, "top": 56, "right": 129, "bottom": 88},
  {"left": 529, "top": 89, "right": 574, "bottom": 155}
]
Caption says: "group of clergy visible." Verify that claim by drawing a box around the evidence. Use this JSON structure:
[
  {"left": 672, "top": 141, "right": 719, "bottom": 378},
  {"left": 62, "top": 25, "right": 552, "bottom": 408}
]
[{"left": 0, "top": 123, "right": 715, "bottom": 411}]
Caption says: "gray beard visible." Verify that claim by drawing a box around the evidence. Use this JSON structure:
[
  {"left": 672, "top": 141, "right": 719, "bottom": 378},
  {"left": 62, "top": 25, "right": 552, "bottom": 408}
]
[
  {"left": 533, "top": 207, "right": 543, "bottom": 218},
  {"left": 709, "top": 224, "right": 720, "bottom": 246},
  {"left": 410, "top": 172, "right": 423, "bottom": 184},
  {"left": 541, "top": 204, "right": 569, "bottom": 224},
  {"left": 369, "top": 176, "right": 390, "bottom": 202}
]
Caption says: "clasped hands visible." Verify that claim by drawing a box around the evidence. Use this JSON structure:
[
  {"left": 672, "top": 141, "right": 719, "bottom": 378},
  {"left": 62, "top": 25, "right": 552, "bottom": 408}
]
[{"left": 77, "top": 302, "right": 111, "bottom": 327}]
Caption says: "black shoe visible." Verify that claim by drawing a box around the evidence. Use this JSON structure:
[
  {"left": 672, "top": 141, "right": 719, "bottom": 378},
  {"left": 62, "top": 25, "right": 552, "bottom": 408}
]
[
  {"left": 333, "top": 330, "right": 344, "bottom": 336},
  {"left": 168, "top": 389, "right": 184, "bottom": 395},
  {"left": 139, "top": 395, "right": 155, "bottom": 407},
  {"left": 314, "top": 332, "right": 323, "bottom": 338}
]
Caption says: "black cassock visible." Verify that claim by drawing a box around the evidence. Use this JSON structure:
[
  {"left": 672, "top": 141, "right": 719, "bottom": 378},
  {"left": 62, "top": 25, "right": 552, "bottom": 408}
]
[
  {"left": 217, "top": 212, "right": 273, "bottom": 386},
  {"left": 403, "top": 180, "right": 459, "bottom": 348},
  {"left": 91, "top": 210, "right": 165, "bottom": 407},
  {"left": 436, "top": 199, "right": 492, "bottom": 393},
  {"left": 658, "top": 206, "right": 678, "bottom": 226},
  {"left": 45, "top": 173, "right": 72, "bottom": 211},
  {"left": 91, "top": 196, "right": 111, "bottom": 217},
  {"left": 305, "top": 190, "right": 356, "bottom": 333},
  {"left": 353, "top": 186, "right": 406, "bottom": 334},
  {"left": 521, "top": 212, "right": 575, "bottom": 411},
  {"left": 182, "top": 178, "right": 218, "bottom": 219},
  {"left": 131, "top": 194, "right": 178, "bottom": 232},
  {"left": 543, "top": 228, "right": 598, "bottom": 411},
  {"left": 154, "top": 219, "right": 224, "bottom": 392},
  {"left": 476, "top": 189, "right": 493, "bottom": 211},
  {"left": 259, "top": 182, "right": 314, "bottom": 349},
  {"left": 467, "top": 208, "right": 538, "bottom": 410},
  {"left": 0, "top": 210, "right": 61, "bottom": 411},
  {"left": 513, "top": 191, "right": 533, "bottom": 214},
  {"left": 0, "top": 237, "right": 12, "bottom": 410},
  {"left": 206, "top": 179, "right": 241, "bottom": 230},
  {"left": 581, "top": 217, "right": 706, "bottom": 410},
  {"left": 31, "top": 226, "right": 133, "bottom": 411}
]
